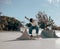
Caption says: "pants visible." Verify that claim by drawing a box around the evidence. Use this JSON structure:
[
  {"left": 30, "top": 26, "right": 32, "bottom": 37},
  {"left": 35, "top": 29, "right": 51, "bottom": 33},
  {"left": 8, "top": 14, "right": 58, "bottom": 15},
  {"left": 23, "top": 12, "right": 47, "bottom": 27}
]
[
  {"left": 29, "top": 26, "right": 39, "bottom": 34},
  {"left": 40, "top": 22, "right": 46, "bottom": 29}
]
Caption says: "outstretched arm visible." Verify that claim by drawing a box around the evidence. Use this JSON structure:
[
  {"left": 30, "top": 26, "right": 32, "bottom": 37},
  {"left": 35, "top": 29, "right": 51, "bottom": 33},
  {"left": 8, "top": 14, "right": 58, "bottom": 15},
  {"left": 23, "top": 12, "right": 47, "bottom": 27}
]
[{"left": 25, "top": 16, "right": 30, "bottom": 21}]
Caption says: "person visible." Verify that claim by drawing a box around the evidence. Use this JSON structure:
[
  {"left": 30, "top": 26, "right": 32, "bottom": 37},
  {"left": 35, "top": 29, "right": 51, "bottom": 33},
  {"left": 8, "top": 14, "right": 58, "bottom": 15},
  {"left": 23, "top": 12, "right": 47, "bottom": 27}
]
[
  {"left": 25, "top": 16, "right": 39, "bottom": 37},
  {"left": 28, "top": 18, "right": 39, "bottom": 37}
]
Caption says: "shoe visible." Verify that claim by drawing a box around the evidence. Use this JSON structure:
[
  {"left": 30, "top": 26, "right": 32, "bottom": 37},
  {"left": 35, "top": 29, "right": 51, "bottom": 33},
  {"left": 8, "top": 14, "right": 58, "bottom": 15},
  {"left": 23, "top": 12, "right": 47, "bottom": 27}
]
[
  {"left": 30, "top": 35, "right": 34, "bottom": 40},
  {"left": 30, "top": 35, "right": 33, "bottom": 37}
]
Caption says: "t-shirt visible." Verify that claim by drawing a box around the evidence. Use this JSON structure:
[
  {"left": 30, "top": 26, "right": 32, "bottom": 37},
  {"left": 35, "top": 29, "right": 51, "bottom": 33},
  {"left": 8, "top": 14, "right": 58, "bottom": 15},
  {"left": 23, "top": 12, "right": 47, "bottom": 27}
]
[{"left": 30, "top": 20, "right": 38, "bottom": 26}]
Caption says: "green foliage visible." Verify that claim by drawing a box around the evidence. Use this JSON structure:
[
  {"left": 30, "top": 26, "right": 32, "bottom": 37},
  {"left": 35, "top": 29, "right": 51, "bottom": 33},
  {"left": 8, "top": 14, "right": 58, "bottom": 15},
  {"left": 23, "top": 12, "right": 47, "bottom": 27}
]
[
  {"left": 25, "top": 23, "right": 32, "bottom": 28},
  {"left": 0, "top": 16, "right": 22, "bottom": 31}
]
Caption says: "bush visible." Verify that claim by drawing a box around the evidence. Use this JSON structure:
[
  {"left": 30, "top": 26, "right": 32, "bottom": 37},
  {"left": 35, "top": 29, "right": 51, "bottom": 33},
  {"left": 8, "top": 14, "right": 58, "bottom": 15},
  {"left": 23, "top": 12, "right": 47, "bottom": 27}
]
[{"left": 0, "top": 16, "right": 22, "bottom": 31}]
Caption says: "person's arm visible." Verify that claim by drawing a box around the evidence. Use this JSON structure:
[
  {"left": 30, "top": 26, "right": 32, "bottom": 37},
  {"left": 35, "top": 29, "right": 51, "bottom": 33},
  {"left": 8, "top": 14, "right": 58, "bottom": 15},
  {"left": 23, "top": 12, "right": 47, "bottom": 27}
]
[{"left": 25, "top": 16, "right": 30, "bottom": 21}]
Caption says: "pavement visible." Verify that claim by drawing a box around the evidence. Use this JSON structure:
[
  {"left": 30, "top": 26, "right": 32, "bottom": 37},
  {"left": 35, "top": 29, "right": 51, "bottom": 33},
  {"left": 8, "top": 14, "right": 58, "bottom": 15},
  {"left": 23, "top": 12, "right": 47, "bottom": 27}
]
[{"left": 0, "top": 31, "right": 60, "bottom": 49}]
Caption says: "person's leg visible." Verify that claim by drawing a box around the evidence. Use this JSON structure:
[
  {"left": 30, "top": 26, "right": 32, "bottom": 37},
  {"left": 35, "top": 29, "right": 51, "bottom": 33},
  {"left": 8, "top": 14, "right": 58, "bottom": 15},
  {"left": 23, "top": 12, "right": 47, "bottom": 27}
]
[
  {"left": 35, "top": 26, "right": 39, "bottom": 38},
  {"left": 40, "top": 22, "right": 46, "bottom": 29},
  {"left": 35, "top": 26, "right": 39, "bottom": 34},
  {"left": 29, "top": 26, "right": 34, "bottom": 37}
]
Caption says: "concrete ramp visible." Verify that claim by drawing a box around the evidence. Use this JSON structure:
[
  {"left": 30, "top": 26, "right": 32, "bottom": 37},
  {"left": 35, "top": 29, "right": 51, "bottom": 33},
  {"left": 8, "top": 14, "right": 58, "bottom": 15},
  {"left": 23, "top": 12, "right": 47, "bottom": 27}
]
[
  {"left": 41, "top": 30, "right": 59, "bottom": 38},
  {"left": 17, "top": 29, "right": 31, "bottom": 40}
]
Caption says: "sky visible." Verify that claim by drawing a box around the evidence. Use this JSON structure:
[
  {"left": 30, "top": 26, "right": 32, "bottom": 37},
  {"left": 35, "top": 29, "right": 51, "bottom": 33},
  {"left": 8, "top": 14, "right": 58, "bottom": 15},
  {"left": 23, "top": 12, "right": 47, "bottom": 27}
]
[{"left": 0, "top": 0, "right": 60, "bottom": 26}]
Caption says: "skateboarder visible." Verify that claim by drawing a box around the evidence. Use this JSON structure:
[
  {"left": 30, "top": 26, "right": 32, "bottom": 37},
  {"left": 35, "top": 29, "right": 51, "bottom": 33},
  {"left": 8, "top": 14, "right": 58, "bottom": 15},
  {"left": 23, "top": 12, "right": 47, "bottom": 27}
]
[{"left": 25, "top": 16, "right": 39, "bottom": 37}]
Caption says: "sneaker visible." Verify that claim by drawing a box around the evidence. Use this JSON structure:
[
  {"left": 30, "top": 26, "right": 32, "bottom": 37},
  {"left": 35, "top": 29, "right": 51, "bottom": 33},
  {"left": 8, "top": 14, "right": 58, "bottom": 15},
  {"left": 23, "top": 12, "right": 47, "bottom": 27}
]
[{"left": 30, "top": 35, "right": 33, "bottom": 37}]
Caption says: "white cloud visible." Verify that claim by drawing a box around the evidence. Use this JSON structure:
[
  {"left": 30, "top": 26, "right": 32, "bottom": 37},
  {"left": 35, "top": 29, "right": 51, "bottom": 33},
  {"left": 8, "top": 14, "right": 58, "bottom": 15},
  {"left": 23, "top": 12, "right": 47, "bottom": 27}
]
[
  {"left": 0, "top": 0, "right": 12, "bottom": 5},
  {"left": 57, "top": 0, "right": 60, "bottom": 3},
  {"left": 48, "top": 0, "right": 52, "bottom": 4},
  {"left": 48, "top": 0, "right": 60, "bottom": 4}
]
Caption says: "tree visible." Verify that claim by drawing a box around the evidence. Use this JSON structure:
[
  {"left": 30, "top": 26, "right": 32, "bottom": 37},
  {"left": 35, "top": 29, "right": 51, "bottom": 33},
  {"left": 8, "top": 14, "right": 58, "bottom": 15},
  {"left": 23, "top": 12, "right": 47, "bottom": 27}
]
[
  {"left": 25, "top": 23, "right": 32, "bottom": 28},
  {"left": 0, "top": 16, "right": 22, "bottom": 31},
  {"left": 36, "top": 11, "right": 54, "bottom": 29}
]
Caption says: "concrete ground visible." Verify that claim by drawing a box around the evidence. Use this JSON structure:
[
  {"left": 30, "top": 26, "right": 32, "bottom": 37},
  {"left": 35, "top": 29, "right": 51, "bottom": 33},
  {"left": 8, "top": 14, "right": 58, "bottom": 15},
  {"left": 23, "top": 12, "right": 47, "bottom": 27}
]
[{"left": 0, "top": 31, "right": 60, "bottom": 49}]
